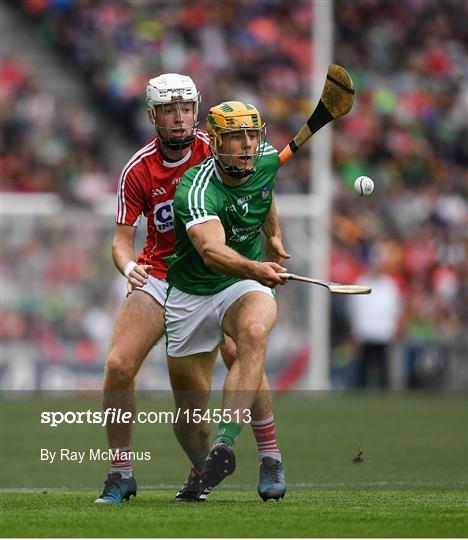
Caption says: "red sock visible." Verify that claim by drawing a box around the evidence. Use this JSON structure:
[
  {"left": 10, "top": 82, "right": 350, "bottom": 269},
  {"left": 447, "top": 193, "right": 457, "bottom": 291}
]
[
  {"left": 110, "top": 445, "right": 133, "bottom": 477},
  {"left": 251, "top": 415, "right": 282, "bottom": 462}
]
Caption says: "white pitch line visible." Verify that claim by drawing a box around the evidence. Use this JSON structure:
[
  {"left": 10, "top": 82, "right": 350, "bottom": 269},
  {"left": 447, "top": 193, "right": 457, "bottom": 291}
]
[{"left": 2, "top": 480, "right": 466, "bottom": 493}]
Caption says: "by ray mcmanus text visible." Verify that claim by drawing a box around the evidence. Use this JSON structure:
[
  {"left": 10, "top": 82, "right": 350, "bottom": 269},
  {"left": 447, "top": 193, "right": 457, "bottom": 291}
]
[{"left": 40, "top": 448, "right": 152, "bottom": 464}]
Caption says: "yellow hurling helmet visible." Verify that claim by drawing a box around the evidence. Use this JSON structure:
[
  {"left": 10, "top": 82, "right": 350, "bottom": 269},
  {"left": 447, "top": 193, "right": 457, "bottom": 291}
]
[{"left": 207, "top": 101, "right": 266, "bottom": 178}]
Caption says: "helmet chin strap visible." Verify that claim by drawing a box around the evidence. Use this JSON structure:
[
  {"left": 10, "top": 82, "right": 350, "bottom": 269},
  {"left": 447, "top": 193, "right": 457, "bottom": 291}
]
[
  {"left": 213, "top": 153, "right": 255, "bottom": 179},
  {"left": 159, "top": 132, "right": 194, "bottom": 150},
  {"left": 220, "top": 161, "right": 255, "bottom": 179}
]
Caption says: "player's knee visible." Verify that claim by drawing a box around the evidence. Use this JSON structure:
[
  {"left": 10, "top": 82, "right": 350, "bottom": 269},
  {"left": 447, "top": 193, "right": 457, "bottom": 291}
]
[
  {"left": 105, "top": 351, "right": 136, "bottom": 386},
  {"left": 242, "top": 322, "right": 269, "bottom": 350}
]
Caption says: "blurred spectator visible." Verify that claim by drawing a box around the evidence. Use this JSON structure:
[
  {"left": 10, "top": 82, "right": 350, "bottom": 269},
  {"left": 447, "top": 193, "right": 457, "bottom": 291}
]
[{"left": 348, "top": 246, "right": 402, "bottom": 389}]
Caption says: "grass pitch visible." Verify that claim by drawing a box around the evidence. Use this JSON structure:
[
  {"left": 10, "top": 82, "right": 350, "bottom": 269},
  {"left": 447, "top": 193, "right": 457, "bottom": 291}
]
[
  {"left": 1, "top": 490, "right": 466, "bottom": 538},
  {"left": 1, "top": 393, "right": 467, "bottom": 537}
]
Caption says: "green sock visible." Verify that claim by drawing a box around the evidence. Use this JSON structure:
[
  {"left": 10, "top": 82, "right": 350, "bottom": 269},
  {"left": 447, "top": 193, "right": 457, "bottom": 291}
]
[{"left": 213, "top": 422, "right": 242, "bottom": 447}]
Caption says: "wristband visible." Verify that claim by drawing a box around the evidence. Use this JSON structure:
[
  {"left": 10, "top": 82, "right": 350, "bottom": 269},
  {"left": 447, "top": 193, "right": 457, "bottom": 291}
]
[{"left": 124, "top": 260, "right": 137, "bottom": 278}]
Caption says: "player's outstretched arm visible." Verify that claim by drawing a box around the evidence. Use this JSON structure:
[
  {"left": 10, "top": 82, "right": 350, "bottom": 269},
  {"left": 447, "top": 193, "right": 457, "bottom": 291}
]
[
  {"left": 188, "top": 220, "right": 287, "bottom": 288},
  {"left": 112, "top": 224, "right": 153, "bottom": 295}
]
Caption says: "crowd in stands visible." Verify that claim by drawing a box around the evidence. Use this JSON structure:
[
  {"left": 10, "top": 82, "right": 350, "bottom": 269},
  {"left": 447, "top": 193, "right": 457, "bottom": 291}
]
[
  {"left": 1, "top": 53, "right": 115, "bottom": 203},
  {"left": 2, "top": 0, "right": 466, "bottom": 388}
]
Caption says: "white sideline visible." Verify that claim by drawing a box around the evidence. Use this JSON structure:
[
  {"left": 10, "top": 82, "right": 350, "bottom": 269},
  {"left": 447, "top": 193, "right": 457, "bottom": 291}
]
[{"left": 2, "top": 480, "right": 466, "bottom": 493}]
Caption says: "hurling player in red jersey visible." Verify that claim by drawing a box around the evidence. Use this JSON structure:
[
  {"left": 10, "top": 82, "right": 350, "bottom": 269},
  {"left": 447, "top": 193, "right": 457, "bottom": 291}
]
[{"left": 95, "top": 74, "right": 289, "bottom": 504}]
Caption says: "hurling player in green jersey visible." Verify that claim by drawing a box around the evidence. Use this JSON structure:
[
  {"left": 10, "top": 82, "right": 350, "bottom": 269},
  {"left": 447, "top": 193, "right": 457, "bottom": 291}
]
[{"left": 165, "top": 101, "right": 288, "bottom": 501}]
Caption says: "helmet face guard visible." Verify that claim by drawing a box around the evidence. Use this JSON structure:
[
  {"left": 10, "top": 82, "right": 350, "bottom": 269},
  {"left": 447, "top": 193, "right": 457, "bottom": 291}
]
[
  {"left": 146, "top": 73, "right": 200, "bottom": 150},
  {"left": 148, "top": 100, "right": 199, "bottom": 150},
  {"left": 212, "top": 126, "right": 266, "bottom": 179},
  {"left": 207, "top": 101, "right": 266, "bottom": 179}
]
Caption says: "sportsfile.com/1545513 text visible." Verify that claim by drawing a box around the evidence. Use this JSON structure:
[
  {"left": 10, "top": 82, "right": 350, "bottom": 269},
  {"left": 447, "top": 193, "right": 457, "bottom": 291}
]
[{"left": 40, "top": 408, "right": 252, "bottom": 428}]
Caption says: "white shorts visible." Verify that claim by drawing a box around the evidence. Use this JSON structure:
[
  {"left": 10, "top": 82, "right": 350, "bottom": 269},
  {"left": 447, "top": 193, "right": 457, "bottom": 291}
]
[
  {"left": 165, "top": 280, "right": 275, "bottom": 357},
  {"left": 136, "top": 275, "right": 168, "bottom": 306}
]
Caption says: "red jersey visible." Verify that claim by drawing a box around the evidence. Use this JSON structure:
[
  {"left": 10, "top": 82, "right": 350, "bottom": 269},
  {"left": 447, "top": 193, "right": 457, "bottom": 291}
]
[{"left": 116, "top": 129, "right": 211, "bottom": 279}]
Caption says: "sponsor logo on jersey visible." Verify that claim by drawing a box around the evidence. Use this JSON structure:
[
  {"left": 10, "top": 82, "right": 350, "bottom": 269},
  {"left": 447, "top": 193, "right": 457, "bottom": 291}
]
[
  {"left": 152, "top": 187, "right": 166, "bottom": 197},
  {"left": 261, "top": 185, "right": 270, "bottom": 200},
  {"left": 154, "top": 200, "right": 174, "bottom": 232},
  {"left": 237, "top": 194, "right": 253, "bottom": 205},
  {"left": 228, "top": 224, "right": 261, "bottom": 243}
]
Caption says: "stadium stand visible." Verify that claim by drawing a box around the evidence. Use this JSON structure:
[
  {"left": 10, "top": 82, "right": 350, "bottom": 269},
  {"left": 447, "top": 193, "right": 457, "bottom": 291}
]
[{"left": 1, "top": 0, "right": 466, "bottom": 390}]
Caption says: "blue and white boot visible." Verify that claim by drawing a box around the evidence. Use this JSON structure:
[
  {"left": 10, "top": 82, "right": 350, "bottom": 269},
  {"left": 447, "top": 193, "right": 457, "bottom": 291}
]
[
  {"left": 257, "top": 457, "right": 286, "bottom": 501},
  {"left": 95, "top": 472, "right": 137, "bottom": 504}
]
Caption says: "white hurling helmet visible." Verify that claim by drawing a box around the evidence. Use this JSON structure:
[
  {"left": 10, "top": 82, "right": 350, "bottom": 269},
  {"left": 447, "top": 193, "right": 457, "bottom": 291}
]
[{"left": 146, "top": 73, "right": 200, "bottom": 150}]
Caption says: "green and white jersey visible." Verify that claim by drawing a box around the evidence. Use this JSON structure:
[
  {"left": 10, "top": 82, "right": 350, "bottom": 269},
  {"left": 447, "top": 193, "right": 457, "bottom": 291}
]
[{"left": 166, "top": 143, "right": 280, "bottom": 295}]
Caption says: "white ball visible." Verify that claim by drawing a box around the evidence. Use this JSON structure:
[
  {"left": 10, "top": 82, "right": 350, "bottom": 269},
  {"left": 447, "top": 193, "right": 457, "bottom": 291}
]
[{"left": 354, "top": 176, "right": 374, "bottom": 197}]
